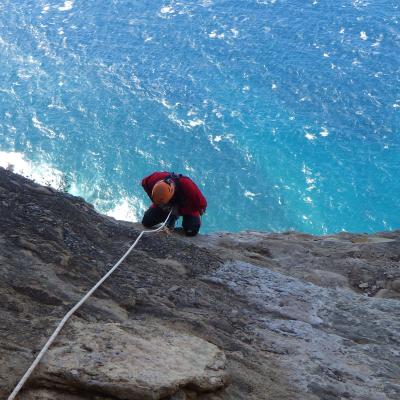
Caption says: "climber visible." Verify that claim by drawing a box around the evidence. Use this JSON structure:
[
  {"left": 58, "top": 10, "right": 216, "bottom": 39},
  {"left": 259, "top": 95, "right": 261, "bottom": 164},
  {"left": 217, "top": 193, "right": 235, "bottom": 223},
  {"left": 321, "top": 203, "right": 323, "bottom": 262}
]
[{"left": 141, "top": 171, "right": 207, "bottom": 236}]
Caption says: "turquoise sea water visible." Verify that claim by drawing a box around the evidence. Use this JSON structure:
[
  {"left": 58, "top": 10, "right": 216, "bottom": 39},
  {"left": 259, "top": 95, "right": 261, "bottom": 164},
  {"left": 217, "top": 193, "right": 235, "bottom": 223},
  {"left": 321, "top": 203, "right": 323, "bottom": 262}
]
[{"left": 0, "top": 0, "right": 399, "bottom": 234}]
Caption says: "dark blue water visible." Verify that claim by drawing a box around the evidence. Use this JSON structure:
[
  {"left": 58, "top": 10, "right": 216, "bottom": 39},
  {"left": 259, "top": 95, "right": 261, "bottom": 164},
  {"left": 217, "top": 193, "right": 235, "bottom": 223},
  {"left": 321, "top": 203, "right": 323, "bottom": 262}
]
[{"left": 0, "top": 0, "right": 399, "bottom": 234}]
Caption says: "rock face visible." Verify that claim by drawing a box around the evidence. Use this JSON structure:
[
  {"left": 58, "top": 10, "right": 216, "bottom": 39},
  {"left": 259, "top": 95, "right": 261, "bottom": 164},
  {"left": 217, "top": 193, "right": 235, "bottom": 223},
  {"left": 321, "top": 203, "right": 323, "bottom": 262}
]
[
  {"left": 32, "top": 320, "right": 227, "bottom": 399},
  {"left": 0, "top": 167, "right": 399, "bottom": 400}
]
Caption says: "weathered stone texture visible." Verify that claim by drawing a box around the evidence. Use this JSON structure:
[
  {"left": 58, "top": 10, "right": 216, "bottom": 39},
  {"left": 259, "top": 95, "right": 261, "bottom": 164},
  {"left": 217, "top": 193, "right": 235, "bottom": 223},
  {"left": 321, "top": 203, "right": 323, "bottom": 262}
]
[{"left": 1, "top": 168, "right": 399, "bottom": 400}]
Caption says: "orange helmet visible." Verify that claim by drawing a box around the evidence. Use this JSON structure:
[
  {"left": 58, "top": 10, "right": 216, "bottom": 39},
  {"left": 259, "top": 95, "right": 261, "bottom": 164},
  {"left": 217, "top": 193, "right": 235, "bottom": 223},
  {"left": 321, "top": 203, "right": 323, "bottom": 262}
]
[{"left": 151, "top": 180, "right": 175, "bottom": 205}]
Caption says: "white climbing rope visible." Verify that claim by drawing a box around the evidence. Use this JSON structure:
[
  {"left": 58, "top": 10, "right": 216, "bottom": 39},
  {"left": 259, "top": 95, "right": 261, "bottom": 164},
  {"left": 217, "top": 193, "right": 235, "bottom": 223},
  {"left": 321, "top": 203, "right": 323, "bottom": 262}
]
[{"left": 8, "top": 211, "right": 172, "bottom": 400}]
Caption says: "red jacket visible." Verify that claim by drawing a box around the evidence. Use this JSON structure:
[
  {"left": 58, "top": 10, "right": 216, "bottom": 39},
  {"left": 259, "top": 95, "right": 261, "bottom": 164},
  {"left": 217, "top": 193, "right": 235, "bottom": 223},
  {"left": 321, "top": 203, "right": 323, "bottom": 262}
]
[{"left": 141, "top": 171, "right": 207, "bottom": 217}]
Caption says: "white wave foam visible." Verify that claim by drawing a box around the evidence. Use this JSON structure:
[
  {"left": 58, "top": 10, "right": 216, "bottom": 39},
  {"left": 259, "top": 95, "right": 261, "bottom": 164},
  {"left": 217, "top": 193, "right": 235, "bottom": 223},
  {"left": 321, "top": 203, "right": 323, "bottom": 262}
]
[
  {"left": 183, "top": 161, "right": 195, "bottom": 173},
  {"left": 167, "top": 113, "right": 205, "bottom": 130},
  {"left": 209, "top": 31, "right": 225, "bottom": 39},
  {"left": 230, "top": 28, "right": 239, "bottom": 38},
  {"left": 188, "top": 119, "right": 204, "bottom": 127},
  {"left": 305, "top": 133, "right": 316, "bottom": 141},
  {"left": 353, "top": 0, "right": 369, "bottom": 9},
  {"left": 134, "top": 147, "right": 154, "bottom": 161},
  {"left": 244, "top": 190, "right": 261, "bottom": 200},
  {"left": 160, "top": 6, "right": 174, "bottom": 14},
  {"left": 59, "top": 1, "right": 74, "bottom": 11},
  {"left": 320, "top": 127, "right": 329, "bottom": 137},
  {"left": 68, "top": 180, "right": 146, "bottom": 223},
  {"left": 303, "top": 196, "right": 313, "bottom": 204},
  {"left": 0, "top": 151, "right": 63, "bottom": 188},
  {"left": 106, "top": 197, "right": 145, "bottom": 222},
  {"left": 32, "top": 114, "right": 58, "bottom": 139},
  {"left": 0, "top": 151, "right": 146, "bottom": 223},
  {"left": 371, "top": 34, "right": 384, "bottom": 47}
]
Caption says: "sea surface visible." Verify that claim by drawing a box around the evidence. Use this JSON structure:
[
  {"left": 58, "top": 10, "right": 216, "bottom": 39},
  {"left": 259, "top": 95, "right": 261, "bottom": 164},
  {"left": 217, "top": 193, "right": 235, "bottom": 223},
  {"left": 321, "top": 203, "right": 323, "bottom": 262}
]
[{"left": 0, "top": 0, "right": 399, "bottom": 234}]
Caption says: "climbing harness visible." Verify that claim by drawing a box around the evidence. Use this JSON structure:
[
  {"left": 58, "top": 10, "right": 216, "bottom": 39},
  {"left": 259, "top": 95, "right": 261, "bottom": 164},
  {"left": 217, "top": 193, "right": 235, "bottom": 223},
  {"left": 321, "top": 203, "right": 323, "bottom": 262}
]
[{"left": 8, "top": 211, "right": 172, "bottom": 400}]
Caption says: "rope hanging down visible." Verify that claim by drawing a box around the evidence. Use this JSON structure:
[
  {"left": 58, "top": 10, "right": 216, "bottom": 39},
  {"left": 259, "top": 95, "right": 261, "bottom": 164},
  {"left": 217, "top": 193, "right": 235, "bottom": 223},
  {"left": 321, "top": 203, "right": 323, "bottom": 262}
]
[{"left": 8, "top": 211, "right": 172, "bottom": 400}]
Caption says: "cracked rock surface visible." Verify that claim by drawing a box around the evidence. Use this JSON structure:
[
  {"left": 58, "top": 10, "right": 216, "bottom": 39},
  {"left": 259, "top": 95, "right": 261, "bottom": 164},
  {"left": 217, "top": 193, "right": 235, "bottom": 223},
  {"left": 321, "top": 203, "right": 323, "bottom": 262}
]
[
  {"left": 31, "top": 320, "right": 227, "bottom": 399},
  {"left": 1, "top": 168, "right": 399, "bottom": 399}
]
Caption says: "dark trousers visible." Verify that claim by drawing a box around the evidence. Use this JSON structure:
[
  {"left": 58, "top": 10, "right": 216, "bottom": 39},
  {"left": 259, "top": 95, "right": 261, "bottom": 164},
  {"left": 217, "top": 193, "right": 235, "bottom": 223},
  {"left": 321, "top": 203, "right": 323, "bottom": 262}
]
[{"left": 142, "top": 207, "right": 201, "bottom": 236}]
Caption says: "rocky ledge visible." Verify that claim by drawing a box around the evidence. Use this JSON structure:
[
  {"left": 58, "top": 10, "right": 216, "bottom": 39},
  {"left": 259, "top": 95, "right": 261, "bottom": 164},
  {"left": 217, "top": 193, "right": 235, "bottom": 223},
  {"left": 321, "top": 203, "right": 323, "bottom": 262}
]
[{"left": 0, "top": 167, "right": 399, "bottom": 400}]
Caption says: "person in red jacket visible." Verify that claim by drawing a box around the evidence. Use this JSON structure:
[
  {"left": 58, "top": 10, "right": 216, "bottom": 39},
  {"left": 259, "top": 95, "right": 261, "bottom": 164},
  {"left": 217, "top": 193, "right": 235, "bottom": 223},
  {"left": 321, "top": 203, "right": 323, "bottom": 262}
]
[{"left": 141, "top": 171, "right": 207, "bottom": 236}]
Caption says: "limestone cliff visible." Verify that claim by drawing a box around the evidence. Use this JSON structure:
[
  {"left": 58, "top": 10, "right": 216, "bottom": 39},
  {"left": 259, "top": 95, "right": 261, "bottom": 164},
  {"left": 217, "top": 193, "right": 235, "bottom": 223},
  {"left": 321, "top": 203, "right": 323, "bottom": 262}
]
[{"left": 0, "top": 167, "right": 399, "bottom": 400}]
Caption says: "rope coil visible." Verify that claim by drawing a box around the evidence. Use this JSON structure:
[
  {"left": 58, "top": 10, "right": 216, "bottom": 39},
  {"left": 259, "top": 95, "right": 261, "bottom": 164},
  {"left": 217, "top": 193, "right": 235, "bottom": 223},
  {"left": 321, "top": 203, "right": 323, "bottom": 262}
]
[{"left": 8, "top": 211, "right": 172, "bottom": 400}]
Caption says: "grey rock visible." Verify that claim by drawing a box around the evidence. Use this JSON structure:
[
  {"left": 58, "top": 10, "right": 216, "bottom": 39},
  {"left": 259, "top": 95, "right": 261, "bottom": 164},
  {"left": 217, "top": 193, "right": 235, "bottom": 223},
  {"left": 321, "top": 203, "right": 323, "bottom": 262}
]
[
  {"left": 375, "top": 289, "right": 400, "bottom": 299},
  {"left": 19, "top": 389, "right": 107, "bottom": 400},
  {"left": 391, "top": 279, "right": 400, "bottom": 292},
  {"left": 33, "top": 320, "right": 228, "bottom": 399},
  {"left": 1, "top": 168, "right": 400, "bottom": 400}
]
